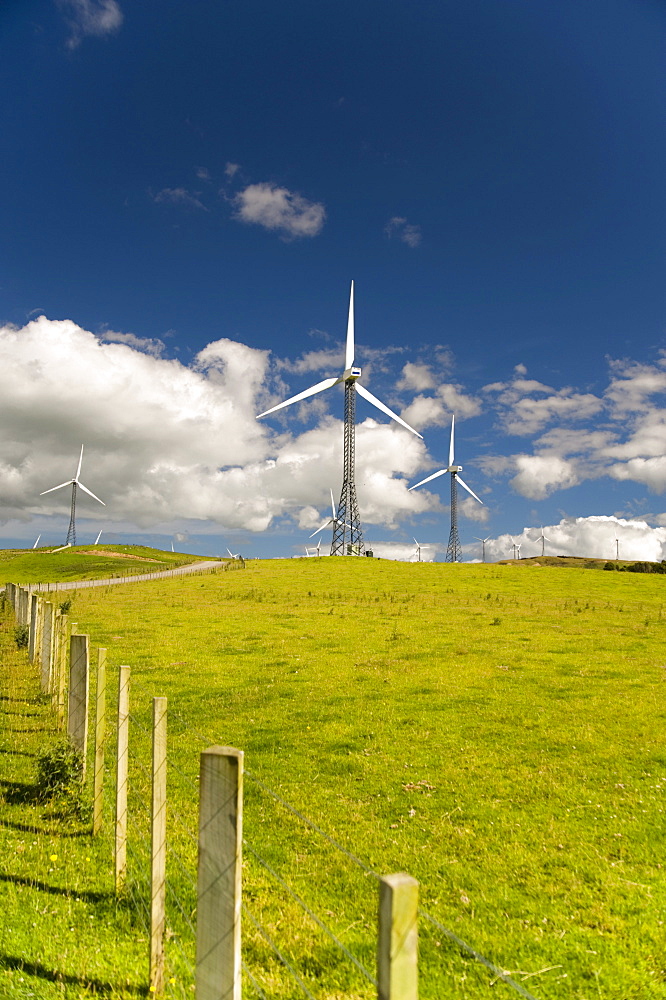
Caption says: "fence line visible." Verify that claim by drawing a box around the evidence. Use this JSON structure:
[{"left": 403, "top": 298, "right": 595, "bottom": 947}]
[
  {"left": 3, "top": 580, "right": 541, "bottom": 1000},
  {"left": 27, "top": 557, "right": 242, "bottom": 593}
]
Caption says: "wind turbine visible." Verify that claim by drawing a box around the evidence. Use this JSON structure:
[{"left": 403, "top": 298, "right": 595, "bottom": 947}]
[
  {"left": 94, "top": 530, "right": 103, "bottom": 545},
  {"left": 537, "top": 526, "right": 550, "bottom": 557},
  {"left": 412, "top": 537, "right": 430, "bottom": 562},
  {"left": 32, "top": 534, "right": 41, "bottom": 550},
  {"left": 39, "top": 445, "right": 105, "bottom": 547},
  {"left": 474, "top": 536, "right": 490, "bottom": 562},
  {"left": 510, "top": 537, "right": 519, "bottom": 559},
  {"left": 615, "top": 533, "right": 619, "bottom": 561},
  {"left": 227, "top": 547, "right": 241, "bottom": 560},
  {"left": 257, "top": 282, "right": 422, "bottom": 555},
  {"left": 309, "top": 490, "right": 348, "bottom": 542},
  {"left": 408, "top": 415, "right": 482, "bottom": 562}
]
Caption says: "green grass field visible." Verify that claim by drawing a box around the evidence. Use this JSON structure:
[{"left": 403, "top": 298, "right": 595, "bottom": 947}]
[{"left": 1, "top": 556, "right": 665, "bottom": 999}]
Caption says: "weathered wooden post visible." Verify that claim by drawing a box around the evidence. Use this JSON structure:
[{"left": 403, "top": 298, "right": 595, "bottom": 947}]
[
  {"left": 28, "top": 594, "right": 39, "bottom": 663},
  {"left": 195, "top": 746, "right": 243, "bottom": 1000},
  {"left": 68, "top": 633, "right": 90, "bottom": 775},
  {"left": 55, "top": 614, "right": 69, "bottom": 729},
  {"left": 92, "top": 648, "right": 107, "bottom": 835},
  {"left": 40, "top": 602, "right": 55, "bottom": 694},
  {"left": 115, "top": 665, "right": 130, "bottom": 893},
  {"left": 149, "top": 696, "right": 167, "bottom": 995},
  {"left": 377, "top": 873, "right": 419, "bottom": 1000}
]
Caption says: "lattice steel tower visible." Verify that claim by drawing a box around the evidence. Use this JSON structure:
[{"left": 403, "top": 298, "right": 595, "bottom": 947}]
[
  {"left": 331, "top": 379, "right": 364, "bottom": 556},
  {"left": 66, "top": 482, "right": 78, "bottom": 546},
  {"left": 446, "top": 470, "right": 462, "bottom": 562}
]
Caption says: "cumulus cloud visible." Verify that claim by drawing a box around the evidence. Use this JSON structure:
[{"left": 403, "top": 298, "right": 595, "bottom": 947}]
[
  {"left": 484, "top": 375, "right": 603, "bottom": 436},
  {"left": 509, "top": 454, "right": 579, "bottom": 500},
  {"left": 396, "top": 362, "right": 437, "bottom": 392},
  {"left": 234, "top": 183, "right": 326, "bottom": 239},
  {"left": 401, "top": 382, "right": 482, "bottom": 430},
  {"left": 58, "top": 0, "right": 123, "bottom": 48},
  {"left": 98, "top": 329, "right": 165, "bottom": 357},
  {"left": 476, "top": 516, "right": 666, "bottom": 563},
  {"left": 0, "top": 316, "right": 432, "bottom": 537},
  {"left": 384, "top": 217, "right": 422, "bottom": 248}
]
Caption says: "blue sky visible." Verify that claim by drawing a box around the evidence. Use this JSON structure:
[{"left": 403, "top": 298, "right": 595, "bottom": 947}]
[{"left": 1, "top": 0, "right": 666, "bottom": 560}]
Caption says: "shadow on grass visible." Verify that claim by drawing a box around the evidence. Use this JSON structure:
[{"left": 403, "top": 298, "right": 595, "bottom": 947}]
[
  {"left": 0, "top": 746, "right": 36, "bottom": 757},
  {"left": 0, "top": 872, "right": 110, "bottom": 903},
  {"left": 0, "top": 778, "right": 40, "bottom": 804},
  {"left": 0, "top": 954, "right": 147, "bottom": 996},
  {"left": 0, "top": 817, "right": 90, "bottom": 838}
]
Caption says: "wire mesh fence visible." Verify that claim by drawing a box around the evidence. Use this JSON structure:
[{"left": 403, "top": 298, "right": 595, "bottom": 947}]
[{"left": 4, "top": 581, "right": 543, "bottom": 1000}]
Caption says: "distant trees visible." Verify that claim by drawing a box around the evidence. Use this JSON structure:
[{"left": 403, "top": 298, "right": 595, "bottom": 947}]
[{"left": 604, "top": 560, "right": 666, "bottom": 574}]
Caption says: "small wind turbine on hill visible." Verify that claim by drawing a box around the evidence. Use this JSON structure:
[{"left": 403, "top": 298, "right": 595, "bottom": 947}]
[
  {"left": 227, "top": 547, "right": 241, "bottom": 560},
  {"left": 474, "top": 536, "right": 490, "bottom": 562},
  {"left": 412, "top": 538, "right": 430, "bottom": 562},
  {"left": 39, "top": 445, "right": 105, "bottom": 547},
  {"left": 537, "top": 526, "right": 550, "bottom": 557},
  {"left": 257, "top": 282, "right": 422, "bottom": 555},
  {"left": 309, "top": 490, "right": 347, "bottom": 543},
  {"left": 408, "top": 415, "right": 482, "bottom": 562}
]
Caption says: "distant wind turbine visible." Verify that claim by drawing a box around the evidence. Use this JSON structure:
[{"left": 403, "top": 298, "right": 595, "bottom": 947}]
[
  {"left": 409, "top": 415, "right": 482, "bottom": 562},
  {"left": 32, "top": 534, "right": 41, "bottom": 550},
  {"left": 537, "top": 526, "right": 550, "bottom": 557},
  {"left": 412, "top": 537, "right": 430, "bottom": 562},
  {"left": 39, "top": 445, "right": 105, "bottom": 547},
  {"left": 227, "top": 547, "right": 241, "bottom": 560},
  {"left": 474, "top": 536, "right": 490, "bottom": 562},
  {"left": 615, "top": 533, "right": 619, "bottom": 561},
  {"left": 257, "top": 282, "right": 422, "bottom": 556},
  {"left": 309, "top": 490, "right": 348, "bottom": 543}
]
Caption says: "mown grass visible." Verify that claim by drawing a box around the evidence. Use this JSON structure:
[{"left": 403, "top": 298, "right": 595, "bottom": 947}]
[
  {"left": 0, "top": 544, "right": 212, "bottom": 585},
  {"left": 3, "top": 558, "right": 666, "bottom": 998}
]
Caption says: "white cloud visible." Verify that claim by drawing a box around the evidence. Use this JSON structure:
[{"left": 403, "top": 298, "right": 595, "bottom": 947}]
[
  {"left": 396, "top": 362, "right": 437, "bottom": 392},
  {"left": 366, "top": 541, "right": 440, "bottom": 562},
  {"left": 98, "top": 329, "right": 165, "bottom": 357},
  {"left": 510, "top": 454, "right": 579, "bottom": 500},
  {"left": 153, "top": 188, "right": 207, "bottom": 211},
  {"left": 225, "top": 162, "right": 240, "bottom": 179},
  {"left": 234, "top": 183, "right": 326, "bottom": 239},
  {"left": 608, "top": 457, "right": 666, "bottom": 493},
  {"left": 384, "top": 217, "right": 422, "bottom": 248},
  {"left": 480, "top": 516, "right": 666, "bottom": 563},
  {"left": 401, "top": 384, "right": 481, "bottom": 430},
  {"left": 0, "top": 316, "right": 431, "bottom": 537},
  {"left": 58, "top": 0, "right": 123, "bottom": 48}
]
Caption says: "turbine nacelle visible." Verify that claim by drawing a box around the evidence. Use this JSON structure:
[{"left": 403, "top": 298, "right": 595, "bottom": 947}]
[
  {"left": 448, "top": 465, "right": 463, "bottom": 473},
  {"left": 343, "top": 366, "right": 362, "bottom": 381}
]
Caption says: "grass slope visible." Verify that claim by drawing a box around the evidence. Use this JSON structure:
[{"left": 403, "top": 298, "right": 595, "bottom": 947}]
[
  {"left": 0, "top": 544, "right": 212, "bottom": 585},
  {"left": 2, "top": 559, "right": 666, "bottom": 998}
]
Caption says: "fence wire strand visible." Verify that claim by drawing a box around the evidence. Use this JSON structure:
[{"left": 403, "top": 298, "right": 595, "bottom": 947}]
[{"left": 243, "top": 904, "right": 318, "bottom": 1000}]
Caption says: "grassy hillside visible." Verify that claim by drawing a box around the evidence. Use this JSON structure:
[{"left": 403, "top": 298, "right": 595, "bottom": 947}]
[
  {"left": 0, "top": 544, "right": 213, "bottom": 584},
  {"left": 2, "top": 559, "right": 665, "bottom": 998}
]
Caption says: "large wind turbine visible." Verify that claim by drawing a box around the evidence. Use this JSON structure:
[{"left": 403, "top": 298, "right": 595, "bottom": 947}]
[
  {"left": 408, "top": 415, "right": 482, "bottom": 562},
  {"left": 257, "top": 282, "right": 422, "bottom": 555},
  {"left": 39, "top": 445, "right": 105, "bottom": 546}
]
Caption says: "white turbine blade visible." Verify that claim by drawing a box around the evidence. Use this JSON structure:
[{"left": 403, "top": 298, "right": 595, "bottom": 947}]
[
  {"left": 75, "top": 444, "right": 84, "bottom": 481},
  {"left": 95, "top": 530, "right": 102, "bottom": 544},
  {"left": 309, "top": 518, "right": 332, "bottom": 538},
  {"left": 355, "top": 383, "right": 423, "bottom": 438},
  {"left": 330, "top": 488, "right": 337, "bottom": 520},
  {"left": 227, "top": 548, "right": 234, "bottom": 557},
  {"left": 32, "top": 534, "right": 41, "bottom": 549},
  {"left": 257, "top": 377, "right": 341, "bottom": 419},
  {"left": 345, "top": 280, "right": 355, "bottom": 370},
  {"left": 40, "top": 480, "right": 73, "bottom": 495},
  {"left": 408, "top": 468, "right": 447, "bottom": 490},
  {"left": 457, "top": 476, "right": 483, "bottom": 504},
  {"left": 449, "top": 414, "right": 455, "bottom": 466},
  {"left": 77, "top": 481, "right": 106, "bottom": 505}
]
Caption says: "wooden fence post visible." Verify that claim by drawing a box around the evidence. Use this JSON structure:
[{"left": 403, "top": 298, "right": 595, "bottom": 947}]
[
  {"left": 68, "top": 633, "right": 90, "bottom": 776},
  {"left": 40, "top": 602, "right": 55, "bottom": 694},
  {"left": 92, "top": 648, "right": 107, "bottom": 835},
  {"left": 195, "top": 746, "right": 243, "bottom": 1000},
  {"left": 150, "top": 696, "right": 167, "bottom": 994},
  {"left": 377, "top": 873, "right": 419, "bottom": 1000},
  {"left": 115, "top": 665, "right": 130, "bottom": 893},
  {"left": 28, "top": 595, "right": 39, "bottom": 663},
  {"left": 55, "top": 613, "right": 69, "bottom": 730}
]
